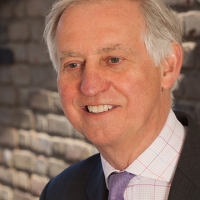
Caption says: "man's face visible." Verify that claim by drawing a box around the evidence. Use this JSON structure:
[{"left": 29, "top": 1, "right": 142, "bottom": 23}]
[{"left": 56, "top": 0, "right": 167, "bottom": 148}]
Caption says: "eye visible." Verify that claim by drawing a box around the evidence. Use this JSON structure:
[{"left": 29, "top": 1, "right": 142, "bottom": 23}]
[
  {"left": 63, "top": 61, "right": 85, "bottom": 71},
  {"left": 108, "top": 57, "right": 121, "bottom": 64},
  {"left": 67, "top": 62, "right": 81, "bottom": 69}
]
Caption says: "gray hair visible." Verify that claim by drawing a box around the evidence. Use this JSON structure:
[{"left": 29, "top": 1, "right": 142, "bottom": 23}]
[{"left": 44, "top": 0, "right": 182, "bottom": 93}]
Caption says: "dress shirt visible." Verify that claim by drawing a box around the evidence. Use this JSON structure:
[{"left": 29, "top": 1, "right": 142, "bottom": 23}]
[{"left": 101, "top": 110, "right": 186, "bottom": 200}]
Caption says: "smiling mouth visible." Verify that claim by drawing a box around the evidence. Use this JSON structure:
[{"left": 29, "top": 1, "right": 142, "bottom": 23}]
[{"left": 86, "top": 105, "right": 114, "bottom": 114}]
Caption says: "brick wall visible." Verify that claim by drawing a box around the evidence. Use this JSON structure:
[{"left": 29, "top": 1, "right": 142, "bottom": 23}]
[
  {"left": 0, "top": 0, "right": 199, "bottom": 199},
  {"left": 171, "top": 0, "right": 200, "bottom": 121}
]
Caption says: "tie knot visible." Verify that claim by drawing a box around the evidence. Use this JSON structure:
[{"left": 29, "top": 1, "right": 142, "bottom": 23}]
[{"left": 108, "top": 171, "right": 135, "bottom": 200}]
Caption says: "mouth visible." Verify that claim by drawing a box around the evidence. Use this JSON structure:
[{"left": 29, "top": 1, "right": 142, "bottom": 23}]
[{"left": 86, "top": 105, "right": 115, "bottom": 114}]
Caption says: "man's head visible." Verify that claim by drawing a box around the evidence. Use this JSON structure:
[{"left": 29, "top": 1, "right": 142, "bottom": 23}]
[{"left": 44, "top": 0, "right": 183, "bottom": 150}]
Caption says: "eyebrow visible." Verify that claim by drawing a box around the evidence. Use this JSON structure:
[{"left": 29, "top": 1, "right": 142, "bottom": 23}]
[
  {"left": 58, "top": 51, "right": 83, "bottom": 62},
  {"left": 58, "top": 43, "right": 131, "bottom": 62}
]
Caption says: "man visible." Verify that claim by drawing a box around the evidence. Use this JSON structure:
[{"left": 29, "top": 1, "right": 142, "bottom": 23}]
[{"left": 40, "top": 0, "right": 200, "bottom": 199}]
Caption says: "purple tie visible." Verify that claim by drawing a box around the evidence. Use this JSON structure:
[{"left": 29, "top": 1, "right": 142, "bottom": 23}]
[{"left": 108, "top": 171, "right": 135, "bottom": 200}]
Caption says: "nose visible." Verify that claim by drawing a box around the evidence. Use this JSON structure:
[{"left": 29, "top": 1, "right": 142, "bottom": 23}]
[{"left": 80, "top": 65, "right": 110, "bottom": 97}]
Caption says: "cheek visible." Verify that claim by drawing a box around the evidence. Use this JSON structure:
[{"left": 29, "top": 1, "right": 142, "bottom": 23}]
[
  {"left": 116, "top": 72, "right": 146, "bottom": 97},
  {"left": 57, "top": 78, "right": 75, "bottom": 110},
  {"left": 120, "top": 70, "right": 161, "bottom": 105}
]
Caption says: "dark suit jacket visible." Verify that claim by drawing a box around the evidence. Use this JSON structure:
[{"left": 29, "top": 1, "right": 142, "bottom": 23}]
[{"left": 40, "top": 111, "right": 200, "bottom": 200}]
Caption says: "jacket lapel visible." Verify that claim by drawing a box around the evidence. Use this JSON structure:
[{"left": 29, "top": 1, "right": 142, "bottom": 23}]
[
  {"left": 168, "top": 111, "right": 200, "bottom": 199},
  {"left": 86, "top": 160, "right": 108, "bottom": 200},
  {"left": 168, "top": 168, "right": 200, "bottom": 199}
]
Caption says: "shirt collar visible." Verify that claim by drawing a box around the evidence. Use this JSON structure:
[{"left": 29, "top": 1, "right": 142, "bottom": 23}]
[{"left": 101, "top": 109, "right": 186, "bottom": 187}]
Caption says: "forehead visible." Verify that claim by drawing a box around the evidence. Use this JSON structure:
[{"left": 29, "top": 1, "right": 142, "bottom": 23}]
[
  {"left": 56, "top": 0, "right": 146, "bottom": 55},
  {"left": 58, "top": 0, "right": 144, "bottom": 30}
]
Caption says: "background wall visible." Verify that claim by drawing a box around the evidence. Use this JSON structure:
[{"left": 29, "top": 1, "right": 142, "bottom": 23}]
[{"left": 0, "top": 0, "right": 199, "bottom": 199}]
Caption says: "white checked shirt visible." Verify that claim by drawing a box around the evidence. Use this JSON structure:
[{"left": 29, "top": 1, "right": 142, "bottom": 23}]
[{"left": 101, "top": 110, "right": 186, "bottom": 200}]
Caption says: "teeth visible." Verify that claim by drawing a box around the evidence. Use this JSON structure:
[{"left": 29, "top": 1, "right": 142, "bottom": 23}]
[{"left": 87, "top": 105, "right": 114, "bottom": 113}]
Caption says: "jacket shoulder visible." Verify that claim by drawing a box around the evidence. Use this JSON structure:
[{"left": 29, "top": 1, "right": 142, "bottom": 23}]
[{"left": 40, "top": 153, "right": 101, "bottom": 200}]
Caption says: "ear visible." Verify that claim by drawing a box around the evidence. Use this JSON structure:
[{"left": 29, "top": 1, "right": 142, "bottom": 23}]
[{"left": 161, "top": 42, "right": 183, "bottom": 90}]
